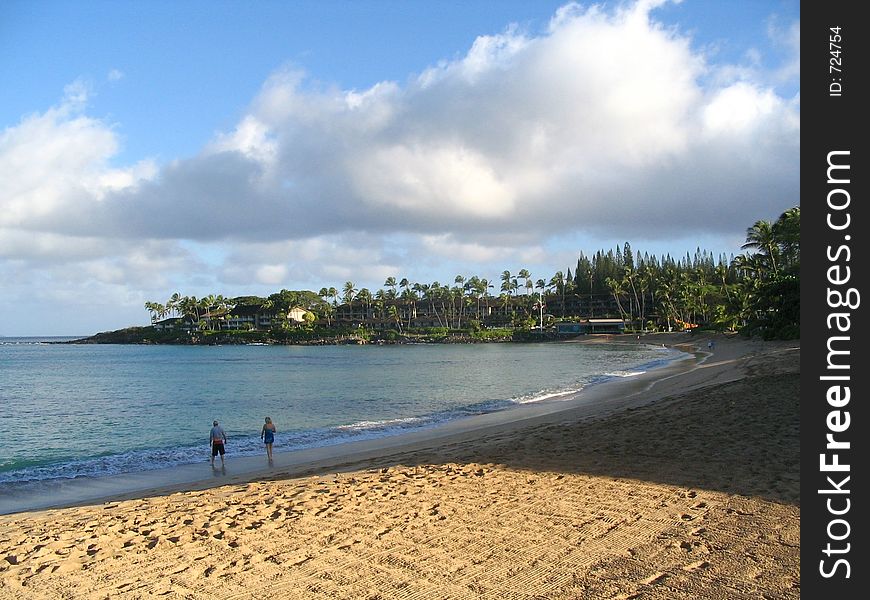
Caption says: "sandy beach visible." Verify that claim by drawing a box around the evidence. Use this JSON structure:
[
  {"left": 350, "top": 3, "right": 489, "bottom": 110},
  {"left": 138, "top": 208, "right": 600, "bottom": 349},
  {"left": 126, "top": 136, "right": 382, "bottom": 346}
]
[{"left": 0, "top": 333, "right": 800, "bottom": 599}]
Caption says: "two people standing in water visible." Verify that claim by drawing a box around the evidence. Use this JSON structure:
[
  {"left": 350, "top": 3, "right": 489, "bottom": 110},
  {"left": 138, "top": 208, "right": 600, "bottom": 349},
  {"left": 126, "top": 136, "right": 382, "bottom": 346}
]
[{"left": 209, "top": 417, "right": 278, "bottom": 467}]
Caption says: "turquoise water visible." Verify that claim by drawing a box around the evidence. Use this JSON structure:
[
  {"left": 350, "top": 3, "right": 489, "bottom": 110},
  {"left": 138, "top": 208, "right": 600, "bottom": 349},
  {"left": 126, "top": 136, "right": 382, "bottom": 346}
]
[{"left": 0, "top": 339, "right": 675, "bottom": 486}]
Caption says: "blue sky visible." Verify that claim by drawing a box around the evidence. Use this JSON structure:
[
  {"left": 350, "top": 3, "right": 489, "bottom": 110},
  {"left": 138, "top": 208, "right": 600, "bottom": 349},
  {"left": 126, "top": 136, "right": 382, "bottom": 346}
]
[{"left": 1, "top": 0, "right": 799, "bottom": 335}]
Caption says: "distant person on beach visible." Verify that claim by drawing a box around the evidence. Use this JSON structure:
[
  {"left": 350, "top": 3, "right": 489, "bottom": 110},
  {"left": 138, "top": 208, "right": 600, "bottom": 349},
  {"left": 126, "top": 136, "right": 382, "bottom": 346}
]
[
  {"left": 261, "top": 417, "right": 277, "bottom": 463},
  {"left": 210, "top": 420, "right": 227, "bottom": 467}
]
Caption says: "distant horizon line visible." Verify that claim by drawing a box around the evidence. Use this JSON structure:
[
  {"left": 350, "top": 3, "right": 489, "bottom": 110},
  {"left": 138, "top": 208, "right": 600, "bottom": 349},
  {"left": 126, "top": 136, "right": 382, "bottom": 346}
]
[{"left": 1, "top": 334, "right": 91, "bottom": 339}]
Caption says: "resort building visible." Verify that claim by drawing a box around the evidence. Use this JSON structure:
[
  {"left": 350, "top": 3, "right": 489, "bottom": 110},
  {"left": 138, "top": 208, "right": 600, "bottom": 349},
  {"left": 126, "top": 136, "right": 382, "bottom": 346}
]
[
  {"left": 153, "top": 305, "right": 310, "bottom": 332},
  {"left": 556, "top": 319, "right": 626, "bottom": 335}
]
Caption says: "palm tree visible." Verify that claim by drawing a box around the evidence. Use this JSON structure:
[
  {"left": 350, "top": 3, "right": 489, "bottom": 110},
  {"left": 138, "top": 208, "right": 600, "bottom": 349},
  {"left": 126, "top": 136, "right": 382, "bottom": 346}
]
[
  {"left": 179, "top": 295, "right": 202, "bottom": 326},
  {"left": 549, "top": 271, "right": 566, "bottom": 317},
  {"left": 500, "top": 271, "right": 512, "bottom": 296},
  {"left": 144, "top": 302, "right": 165, "bottom": 324},
  {"left": 342, "top": 282, "right": 357, "bottom": 304},
  {"left": 453, "top": 276, "right": 466, "bottom": 328},
  {"left": 773, "top": 206, "right": 800, "bottom": 273},
  {"left": 742, "top": 219, "right": 780, "bottom": 277},
  {"left": 357, "top": 288, "right": 373, "bottom": 320},
  {"left": 605, "top": 277, "right": 629, "bottom": 323},
  {"left": 318, "top": 288, "right": 333, "bottom": 325},
  {"left": 320, "top": 302, "right": 335, "bottom": 327},
  {"left": 401, "top": 285, "right": 418, "bottom": 329},
  {"left": 517, "top": 269, "right": 531, "bottom": 296},
  {"left": 388, "top": 304, "right": 403, "bottom": 333},
  {"left": 533, "top": 279, "right": 547, "bottom": 329},
  {"left": 482, "top": 278, "right": 494, "bottom": 320},
  {"left": 714, "top": 263, "right": 731, "bottom": 301},
  {"left": 384, "top": 277, "right": 398, "bottom": 300},
  {"left": 425, "top": 282, "right": 446, "bottom": 327},
  {"left": 342, "top": 282, "right": 358, "bottom": 322},
  {"left": 166, "top": 292, "right": 182, "bottom": 318}
]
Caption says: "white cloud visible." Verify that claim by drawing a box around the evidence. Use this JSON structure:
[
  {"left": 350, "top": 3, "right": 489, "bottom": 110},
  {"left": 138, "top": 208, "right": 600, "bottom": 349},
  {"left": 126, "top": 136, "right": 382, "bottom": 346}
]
[
  {"left": 420, "top": 234, "right": 531, "bottom": 264},
  {"left": 0, "top": 1, "right": 799, "bottom": 333},
  {"left": 702, "top": 82, "right": 781, "bottom": 134},
  {"left": 207, "top": 115, "right": 278, "bottom": 166},
  {"left": 4, "top": 1, "right": 799, "bottom": 243},
  {"left": 0, "top": 80, "right": 155, "bottom": 230}
]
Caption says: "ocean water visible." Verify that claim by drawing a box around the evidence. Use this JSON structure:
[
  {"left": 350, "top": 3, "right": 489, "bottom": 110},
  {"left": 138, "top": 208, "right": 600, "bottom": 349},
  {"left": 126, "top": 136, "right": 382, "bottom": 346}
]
[{"left": 0, "top": 338, "right": 676, "bottom": 487}]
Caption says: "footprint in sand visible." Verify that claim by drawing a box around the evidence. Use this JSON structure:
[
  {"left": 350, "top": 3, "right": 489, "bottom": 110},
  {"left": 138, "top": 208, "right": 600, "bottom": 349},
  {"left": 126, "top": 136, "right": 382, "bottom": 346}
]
[
  {"left": 683, "top": 560, "right": 711, "bottom": 572},
  {"left": 639, "top": 572, "right": 668, "bottom": 586}
]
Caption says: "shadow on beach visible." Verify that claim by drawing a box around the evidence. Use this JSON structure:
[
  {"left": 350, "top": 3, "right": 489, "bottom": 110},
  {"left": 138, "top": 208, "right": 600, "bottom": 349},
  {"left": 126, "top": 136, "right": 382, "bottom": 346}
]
[{"left": 388, "top": 370, "right": 800, "bottom": 506}]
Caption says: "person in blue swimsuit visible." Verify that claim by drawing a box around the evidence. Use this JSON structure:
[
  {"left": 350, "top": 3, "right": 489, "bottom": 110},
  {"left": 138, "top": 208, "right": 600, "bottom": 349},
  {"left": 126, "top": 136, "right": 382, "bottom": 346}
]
[{"left": 261, "top": 417, "right": 277, "bottom": 464}]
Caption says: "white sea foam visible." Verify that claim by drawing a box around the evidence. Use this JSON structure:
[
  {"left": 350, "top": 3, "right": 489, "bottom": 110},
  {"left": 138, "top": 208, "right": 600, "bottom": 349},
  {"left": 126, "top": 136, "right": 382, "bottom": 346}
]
[
  {"left": 514, "top": 388, "right": 583, "bottom": 404},
  {"left": 336, "top": 416, "right": 426, "bottom": 431},
  {"left": 602, "top": 370, "right": 645, "bottom": 378}
]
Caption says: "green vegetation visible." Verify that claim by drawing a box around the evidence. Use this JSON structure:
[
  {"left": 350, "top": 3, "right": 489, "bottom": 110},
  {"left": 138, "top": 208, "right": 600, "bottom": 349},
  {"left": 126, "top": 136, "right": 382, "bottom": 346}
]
[{"left": 132, "top": 207, "right": 799, "bottom": 344}]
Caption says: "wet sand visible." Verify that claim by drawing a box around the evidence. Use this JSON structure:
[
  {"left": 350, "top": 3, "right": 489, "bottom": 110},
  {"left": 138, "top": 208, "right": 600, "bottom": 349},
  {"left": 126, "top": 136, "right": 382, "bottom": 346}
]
[{"left": 0, "top": 333, "right": 800, "bottom": 599}]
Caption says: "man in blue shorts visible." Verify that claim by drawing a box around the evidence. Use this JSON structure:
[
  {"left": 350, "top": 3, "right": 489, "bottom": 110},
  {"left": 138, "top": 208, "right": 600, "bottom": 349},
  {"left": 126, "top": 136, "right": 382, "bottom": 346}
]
[{"left": 210, "top": 420, "right": 227, "bottom": 467}]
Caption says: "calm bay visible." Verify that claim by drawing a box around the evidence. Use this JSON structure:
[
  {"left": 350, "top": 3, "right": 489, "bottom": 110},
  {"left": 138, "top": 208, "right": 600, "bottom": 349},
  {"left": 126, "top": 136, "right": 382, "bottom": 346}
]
[{"left": 0, "top": 339, "right": 676, "bottom": 488}]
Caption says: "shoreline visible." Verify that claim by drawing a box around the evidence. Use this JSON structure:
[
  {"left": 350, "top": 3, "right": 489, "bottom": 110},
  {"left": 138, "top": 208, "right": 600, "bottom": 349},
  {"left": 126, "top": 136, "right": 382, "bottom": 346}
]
[
  {"left": 1, "top": 336, "right": 694, "bottom": 515},
  {"left": 0, "top": 332, "right": 800, "bottom": 599}
]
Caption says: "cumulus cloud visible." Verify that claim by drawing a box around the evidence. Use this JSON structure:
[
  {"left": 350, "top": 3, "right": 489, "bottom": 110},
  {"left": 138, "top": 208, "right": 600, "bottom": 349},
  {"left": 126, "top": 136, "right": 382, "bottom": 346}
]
[
  {"left": 0, "top": 0, "right": 799, "bottom": 332},
  {"left": 0, "top": 80, "right": 155, "bottom": 231},
  {"left": 4, "top": 1, "right": 798, "bottom": 245}
]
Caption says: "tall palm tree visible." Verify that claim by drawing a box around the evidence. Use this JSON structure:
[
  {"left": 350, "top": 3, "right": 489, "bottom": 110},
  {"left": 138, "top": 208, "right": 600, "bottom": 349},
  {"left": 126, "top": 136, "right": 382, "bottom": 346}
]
[
  {"left": 453, "top": 276, "right": 466, "bottom": 328},
  {"left": 401, "top": 285, "right": 418, "bottom": 329},
  {"left": 623, "top": 265, "right": 639, "bottom": 328},
  {"left": 384, "top": 277, "right": 398, "bottom": 300},
  {"left": 500, "top": 271, "right": 512, "bottom": 296},
  {"left": 549, "top": 271, "right": 566, "bottom": 317},
  {"left": 482, "top": 278, "right": 493, "bottom": 319},
  {"left": 317, "top": 288, "right": 333, "bottom": 325},
  {"left": 179, "top": 295, "right": 202, "bottom": 326},
  {"left": 517, "top": 269, "right": 531, "bottom": 296},
  {"left": 426, "top": 282, "right": 446, "bottom": 327},
  {"left": 357, "top": 288, "right": 373, "bottom": 320},
  {"left": 166, "top": 292, "right": 182, "bottom": 318},
  {"left": 773, "top": 206, "right": 800, "bottom": 273},
  {"left": 534, "top": 279, "right": 547, "bottom": 329},
  {"left": 605, "top": 277, "right": 629, "bottom": 323},
  {"left": 342, "top": 282, "right": 358, "bottom": 322},
  {"left": 144, "top": 302, "right": 165, "bottom": 324},
  {"left": 742, "top": 219, "right": 780, "bottom": 277},
  {"left": 388, "top": 304, "right": 402, "bottom": 333}
]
